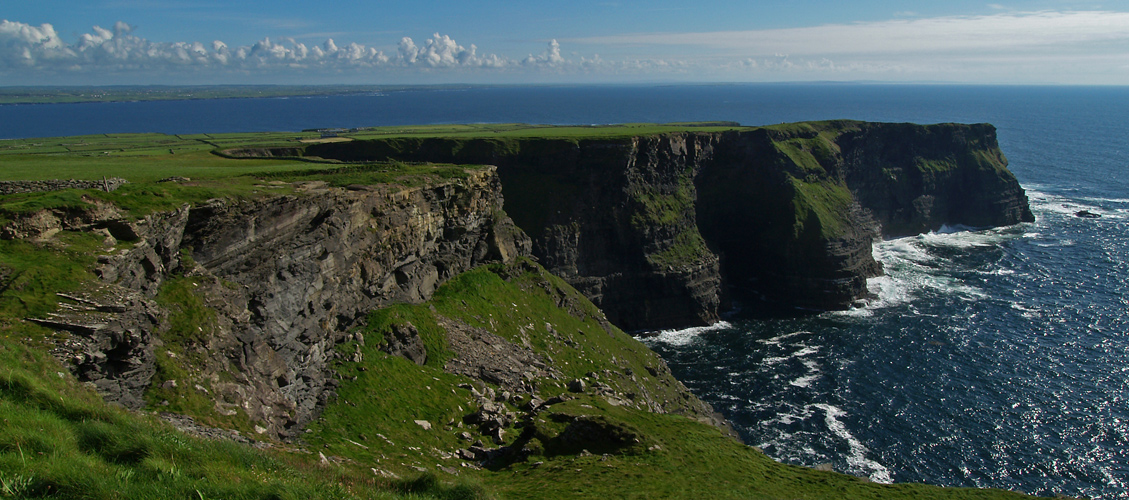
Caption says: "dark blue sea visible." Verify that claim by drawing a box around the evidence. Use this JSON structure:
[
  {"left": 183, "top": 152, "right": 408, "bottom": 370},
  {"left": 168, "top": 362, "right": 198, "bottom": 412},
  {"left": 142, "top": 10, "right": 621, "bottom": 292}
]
[{"left": 3, "top": 84, "right": 1127, "bottom": 499}]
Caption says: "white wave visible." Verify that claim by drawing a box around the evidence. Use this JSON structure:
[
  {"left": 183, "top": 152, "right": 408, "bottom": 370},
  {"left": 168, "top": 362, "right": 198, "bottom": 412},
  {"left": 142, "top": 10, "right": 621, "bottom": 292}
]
[
  {"left": 757, "top": 330, "right": 812, "bottom": 346},
  {"left": 837, "top": 274, "right": 911, "bottom": 317},
  {"left": 811, "top": 403, "right": 893, "bottom": 484},
  {"left": 1032, "top": 238, "right": 1076, "bottom": 247},
  {"left": 758, "top": 405, "right": 813, "bottom": 427},
  {"left": 874, "top": 236, "right": 934, "bottom": 263},
  {"left": 842, "top": 225, "right": 1013, "bottom": 316},
  {"left": 977, "top": 268, "right": 1016, "bottom": 276},
  {"left": 1026, "top": 189, "right": 1124, "bottom": 219},
  {"left": 922, "top": 221, "right": 1027, "bottom": 250},
  {"left": 789, "top": 359, "right": 822, "bottom": 388},
  {"left": 642, "top": 320, "right": 732, "bottom": 346},
  {"left": 1079, "top": 195, "right": 1129, "bottom": 204},
  {"left": 762, "top": 345, "right": 821, "bottom": 366},
  {"left": 934, "top": 223, "right": 979, "bottom": 234}
]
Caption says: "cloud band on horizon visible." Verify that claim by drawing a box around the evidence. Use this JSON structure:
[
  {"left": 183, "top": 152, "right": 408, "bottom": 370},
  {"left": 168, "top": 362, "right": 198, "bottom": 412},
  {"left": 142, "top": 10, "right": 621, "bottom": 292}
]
[{"left": 2, "top": 10, "right": 1128, "bottom": 84}]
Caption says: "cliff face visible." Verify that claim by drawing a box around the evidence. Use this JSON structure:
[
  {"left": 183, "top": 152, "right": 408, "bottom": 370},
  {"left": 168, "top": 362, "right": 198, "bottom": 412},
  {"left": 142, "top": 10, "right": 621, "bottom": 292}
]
[
  {"left": 838, "top": 122, "right": 1035, "bottom": 236},
  {"left": 310, "top": 135, "right": 725, "bottom": 331},
  {"left": 309, "top": 121, "right": 1033, "bottom": 328},
  {"left": 35, "top": 168, "right": 532, "bottom": 436}
]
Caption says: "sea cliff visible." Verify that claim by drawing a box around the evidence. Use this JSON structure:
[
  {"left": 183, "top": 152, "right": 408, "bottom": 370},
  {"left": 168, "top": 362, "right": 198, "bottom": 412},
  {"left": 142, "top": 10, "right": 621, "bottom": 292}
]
[
  {"left": 0, "top": 122, "right": 1041, "bottom": 498},
  {"left": 308, "top": 120, "right": 1034, "bottom": 329}
]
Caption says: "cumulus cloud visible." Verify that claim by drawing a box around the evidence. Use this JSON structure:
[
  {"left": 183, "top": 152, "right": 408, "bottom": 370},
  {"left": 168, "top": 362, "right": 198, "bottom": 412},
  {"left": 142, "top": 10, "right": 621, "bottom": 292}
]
[
  {"left": 523, "top": 39, "right": 565, "bottom": 66},
  {"left": 0, "top": 20, "right": 70, "bottom": 66},
  {"left": 0, "top": 19, "right": 520, "bottom": 76},
  {"left": 398, "top": 33, "right": 485, "bottom": 67},
  {"left": 0, "top": 20, "right": 671, "bottom": 82},
  {"left": 4, "top": 10, "right": 1128, "bottom": 84}
]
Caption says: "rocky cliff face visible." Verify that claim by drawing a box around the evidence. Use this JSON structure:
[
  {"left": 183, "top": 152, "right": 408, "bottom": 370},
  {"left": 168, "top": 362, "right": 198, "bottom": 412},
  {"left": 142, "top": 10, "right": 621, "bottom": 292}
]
[
  {"left": 29, "top": 168, "right": 532, "bottom": 437},
  {"left": 6, "top": 120, "right": 1034, "bottom": 450},
  {"left": 309, "top": 120, "right": 1034, "bottom": 328},
  {"left": 838, "top": 122, "right": 1035, "bottom": 236},
  {"left": 311, "top": 135, "right": 725, "bottom": 331}
]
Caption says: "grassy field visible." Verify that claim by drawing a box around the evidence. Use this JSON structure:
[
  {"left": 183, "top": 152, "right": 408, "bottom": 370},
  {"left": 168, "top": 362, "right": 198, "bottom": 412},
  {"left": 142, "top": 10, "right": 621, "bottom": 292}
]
[{"left": 0, "top": 123, "right": 745, "bottom": 183}]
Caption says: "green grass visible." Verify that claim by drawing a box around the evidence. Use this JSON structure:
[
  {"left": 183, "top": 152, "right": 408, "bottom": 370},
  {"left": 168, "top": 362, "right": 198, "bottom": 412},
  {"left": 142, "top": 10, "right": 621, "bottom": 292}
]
[
  {"left": 0, "top": 237, "right": 99, "bottom": 323},
  {"left": 0, "top": 338, "right": 484, "bottom": 500},
  {"left": 307, "top": 260, "right": 716, "bottom": 477},
  {"left": 343, "top": 123, "right": 747, "bottom": 141},
  {"left": 258, "top": 162, "right": 476, "bottom": 188},
  {"left": 486, "top": 397, "right": 1029, "bottom": 500},
  {"left": 789, "top": 178, "right": 855, "bottom": 241},
  {"left": 144, "top": 275, "right": 261, "bottom": 433},
  {"left": 646, "top": 229, "right": 710, "bottom": 269},
  {"left": 629, "top": 182, "right": 695, "bottom": 229},
  {"left": 306, "top": 260, "right": 1032, "bottom": 500}
]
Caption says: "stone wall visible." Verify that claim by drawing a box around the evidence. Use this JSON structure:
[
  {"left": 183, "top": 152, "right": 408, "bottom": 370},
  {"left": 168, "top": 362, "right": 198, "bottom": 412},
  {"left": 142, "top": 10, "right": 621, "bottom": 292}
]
[{"left": 0, "top": 178, "right": 128, "bottom": 195}]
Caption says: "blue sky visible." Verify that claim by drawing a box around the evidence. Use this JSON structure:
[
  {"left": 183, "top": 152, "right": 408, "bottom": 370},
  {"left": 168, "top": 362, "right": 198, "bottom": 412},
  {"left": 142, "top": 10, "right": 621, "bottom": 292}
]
[{"left": 3, "top": 1, "right": 1129, "bottom": 85}]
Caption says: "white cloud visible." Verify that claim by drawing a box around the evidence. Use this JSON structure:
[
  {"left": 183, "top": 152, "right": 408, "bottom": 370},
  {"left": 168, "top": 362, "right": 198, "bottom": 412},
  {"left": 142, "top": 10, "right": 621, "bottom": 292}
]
[
  {"left": 573, "top": 11, "right": 1129, "bottom": 57},
  {"left": 0, "top": 19, "right": 514, "bottom": 76},
  {"left": 560, "top": 10, "right": 1129, "bottom": 83},
  {"left": 523, "top": 39, "right": 565, "bottom": 67},
  {"left": 3, "top": 11, "right": 1129, "bottom": 84},
  {"left": 0, "top": 20, "right": 71, "bottom": 66}
]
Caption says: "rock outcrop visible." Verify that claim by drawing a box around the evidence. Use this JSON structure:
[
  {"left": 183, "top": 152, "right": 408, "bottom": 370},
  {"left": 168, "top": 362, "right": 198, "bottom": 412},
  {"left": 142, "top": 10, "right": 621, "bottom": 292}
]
[
  {"left": 27, "top": 168, "right": 531, "bottom": 437},
  {"left": 308, "top": 120, "right": 1034, "bottom": 328}
]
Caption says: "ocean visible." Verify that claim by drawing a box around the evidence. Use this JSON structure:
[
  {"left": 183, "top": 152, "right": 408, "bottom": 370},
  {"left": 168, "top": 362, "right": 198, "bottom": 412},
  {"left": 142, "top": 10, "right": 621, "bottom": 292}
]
[{"left": 3, "top": 84, "right": 1127, "bottom": 498}]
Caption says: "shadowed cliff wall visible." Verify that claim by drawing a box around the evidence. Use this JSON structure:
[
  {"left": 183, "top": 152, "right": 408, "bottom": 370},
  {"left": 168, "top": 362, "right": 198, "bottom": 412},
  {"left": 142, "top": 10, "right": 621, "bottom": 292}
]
[{"left": 307, "top": 121, "right": 1034, "bottom": 330}]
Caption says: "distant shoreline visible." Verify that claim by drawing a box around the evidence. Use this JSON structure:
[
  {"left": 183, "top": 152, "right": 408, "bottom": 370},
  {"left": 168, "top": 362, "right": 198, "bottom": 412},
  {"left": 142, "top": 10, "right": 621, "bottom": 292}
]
[
  {"left": 0, "top": 84, "right": 503, "bottom": 105},
  {"left": 5, "top": 82, "right": 1109, "bottom": 106}
]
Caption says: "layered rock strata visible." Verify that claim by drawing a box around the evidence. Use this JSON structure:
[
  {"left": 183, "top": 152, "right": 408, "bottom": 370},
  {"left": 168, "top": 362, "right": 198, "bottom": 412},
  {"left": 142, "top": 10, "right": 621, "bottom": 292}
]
[
  {"left": 27, "top": 168, "right": 531, "bottom": 437},
  {"left": 309, "top": 120, "right": 1034, "bottom": 328}
]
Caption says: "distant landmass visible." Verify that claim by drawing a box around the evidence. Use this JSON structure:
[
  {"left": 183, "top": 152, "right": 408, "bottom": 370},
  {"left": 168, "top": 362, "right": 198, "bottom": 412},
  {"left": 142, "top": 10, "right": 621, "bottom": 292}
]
[{"left": 0, "top": 84, "right": 497, "bottom": 105}]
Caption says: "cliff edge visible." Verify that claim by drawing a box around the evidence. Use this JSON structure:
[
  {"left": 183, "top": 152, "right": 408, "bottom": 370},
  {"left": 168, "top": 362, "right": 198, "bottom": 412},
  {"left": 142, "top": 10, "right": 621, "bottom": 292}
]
[{"left": 308, "top": 120, "right": 1034, "bottom": 329}]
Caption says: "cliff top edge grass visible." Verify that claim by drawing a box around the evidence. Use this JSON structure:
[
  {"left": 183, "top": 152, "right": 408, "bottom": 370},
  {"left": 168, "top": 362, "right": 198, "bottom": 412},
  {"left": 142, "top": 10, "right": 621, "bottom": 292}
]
[
  {"left": 0, "top": 161, "right": 487, "bottom": 222},
  {"left": 0, "top": 123, "right": 749, "bottom": 183},
  {"left": 3, "top": 120, "right": 1000, "bottom": 183}
]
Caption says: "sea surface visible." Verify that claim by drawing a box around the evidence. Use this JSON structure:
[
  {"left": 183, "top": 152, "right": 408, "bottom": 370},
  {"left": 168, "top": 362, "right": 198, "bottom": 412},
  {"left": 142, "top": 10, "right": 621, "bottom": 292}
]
[{"left": 3, "top": 84, "right": 1127, "bottom": 499}]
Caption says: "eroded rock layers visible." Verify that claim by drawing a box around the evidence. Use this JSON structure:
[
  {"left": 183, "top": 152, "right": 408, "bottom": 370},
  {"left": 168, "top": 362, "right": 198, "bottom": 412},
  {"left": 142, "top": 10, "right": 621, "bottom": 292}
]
[
  {"left": 309, "top": 121, "right": 1034, "bottom": 329},
  {"left": 32, "top": 168, "right": 530, "bottom": 437}
]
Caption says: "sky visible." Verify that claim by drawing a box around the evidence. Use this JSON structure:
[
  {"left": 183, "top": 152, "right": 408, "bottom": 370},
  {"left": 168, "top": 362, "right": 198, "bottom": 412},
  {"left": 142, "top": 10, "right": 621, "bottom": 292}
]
[{"left": 2, "top": 1, "right": 1129, "bottom": 85}]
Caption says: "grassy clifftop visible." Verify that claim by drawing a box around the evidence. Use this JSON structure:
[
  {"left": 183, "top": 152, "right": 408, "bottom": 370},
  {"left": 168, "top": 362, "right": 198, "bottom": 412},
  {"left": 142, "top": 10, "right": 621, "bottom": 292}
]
[{"left": 0, "top": 124, "right": 1034, "bottom": 499}]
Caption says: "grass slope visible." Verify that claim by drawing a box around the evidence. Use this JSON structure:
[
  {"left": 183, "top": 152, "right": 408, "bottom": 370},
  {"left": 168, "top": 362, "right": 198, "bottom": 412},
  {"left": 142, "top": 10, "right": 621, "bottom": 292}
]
[
  {"left": 305, "top": 261, "right": 1030, "bottom": 500},
  {"left": 0, "top": 340, "right": 485, "bottom": 500},
  {"left": 0, "top": 124, "right": 1037, "bottom": 499}
]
